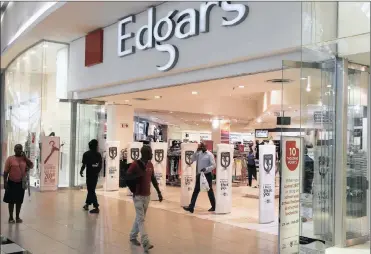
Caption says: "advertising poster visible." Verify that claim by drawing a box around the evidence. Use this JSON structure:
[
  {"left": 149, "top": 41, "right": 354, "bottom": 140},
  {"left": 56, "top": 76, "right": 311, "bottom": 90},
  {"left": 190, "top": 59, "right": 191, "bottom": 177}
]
[
  {"left": 215, "top": 144, "right": 234, "bottom": 214},
  {"left": 126, "top": 142, "right": 143, "bottom": 195},
  {"left": 220, "top": 121, "right": 230, "bottom": 144},
  {"left": 259, "top": 144, "right": 276, "bottom": 224},
  {"left": 40, "top": 136, "right": 60, "bottom": 192},
  {"left": 105, "top": 141, "right": 120, "bottom": 191},
  {"left": 180, "top": 143, "right": 197, "bottom": 207},
  {"left": 279, "top": 136, "right": 302, "bottom": 254},
  {"left": 151, "top": 142, "right": 168, "bottom": 200}
]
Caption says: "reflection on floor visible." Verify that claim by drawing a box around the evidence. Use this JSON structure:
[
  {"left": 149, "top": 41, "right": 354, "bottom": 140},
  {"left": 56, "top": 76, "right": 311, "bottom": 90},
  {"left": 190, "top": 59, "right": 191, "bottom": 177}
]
[
  {"left": 97, "top": 184, "right": 280, "bottom": 236},
  {"left": 1, "top": 189, "right": 278, "bottom": 254},
  {"left": 326, "top": 242, "right": 370, "bottom": 254}
]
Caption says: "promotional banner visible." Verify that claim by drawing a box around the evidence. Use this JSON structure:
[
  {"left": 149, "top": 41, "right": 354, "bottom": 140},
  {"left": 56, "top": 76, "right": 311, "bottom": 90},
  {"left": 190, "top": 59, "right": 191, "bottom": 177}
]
[
  {"left": 105, "top": 141, "right": 120, "bottom": 191},
  {"left": 151, "top": 142, "right": 168, "bottom": 200},
  {"left": 127, "top": 142, "right": 143, "bottom": 195},
  {"left": 40, "top": 136, "right": 60, "bottom": 192},
  {"left": 279, "top": 136, "right": 302, "bottom": 254},
  {"left": 215, "top": 144, "right": 234, "bottom": 214},
  {"left": 220, "top": 121, "right": 230, "bottom": 144},
  {"left": 259, "top": 144, "right": 276, "bottom": 224},
  {"left": 180, "top": 143, "right": 197, "bottom": 207}
]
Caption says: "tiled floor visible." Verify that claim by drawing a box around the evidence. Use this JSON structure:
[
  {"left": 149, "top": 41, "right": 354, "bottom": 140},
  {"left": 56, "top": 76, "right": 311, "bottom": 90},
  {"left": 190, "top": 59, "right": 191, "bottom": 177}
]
[
  {"left": 1, "top": 189, "right": 278, "bottom": 254},
  {"left": 97, "top": 185, "right": 280, "bottom": 236}
]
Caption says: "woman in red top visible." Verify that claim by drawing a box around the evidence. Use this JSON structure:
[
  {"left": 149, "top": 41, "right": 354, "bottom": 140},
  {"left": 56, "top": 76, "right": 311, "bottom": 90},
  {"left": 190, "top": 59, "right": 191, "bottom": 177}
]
[{"left": 3, "top": 144, "right": 34, "bottom": 223}]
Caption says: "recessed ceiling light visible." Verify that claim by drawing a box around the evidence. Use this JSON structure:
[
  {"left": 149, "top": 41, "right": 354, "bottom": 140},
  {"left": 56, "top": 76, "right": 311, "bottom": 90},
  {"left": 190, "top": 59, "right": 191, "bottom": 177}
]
[
  {"left": 257, "top": 118, "right": 262, "bottom": 123},
  {"left": 170, "top": 111, "right": 173, "bottom": 113},
  {"left": 154, "top": 95, "right": 162, "bottom": 99},
  {"left": 238, "top": 85, "right": 245, "bottom": 88},
  {"left": 327, "top": 85, "right": 331, "bottom": 88},
  {"left": 191, "top": 91, "right": 198, "bottom": 95},
  {"left": 124, "top": 99, "right": 129, "bottom": 103}
]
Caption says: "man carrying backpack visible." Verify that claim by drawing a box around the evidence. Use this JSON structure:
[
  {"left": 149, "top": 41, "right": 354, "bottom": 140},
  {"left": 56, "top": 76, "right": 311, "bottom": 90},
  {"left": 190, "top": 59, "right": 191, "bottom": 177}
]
[{"left": 126, "top": 145, "right": 163, "bottom": 252}]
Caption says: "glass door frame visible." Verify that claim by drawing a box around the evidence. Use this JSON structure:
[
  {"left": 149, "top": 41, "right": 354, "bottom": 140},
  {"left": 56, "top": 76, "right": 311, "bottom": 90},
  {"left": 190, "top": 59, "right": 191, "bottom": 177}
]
[{"left": 59, "top": 99, "right": 105, "bottom": 187}]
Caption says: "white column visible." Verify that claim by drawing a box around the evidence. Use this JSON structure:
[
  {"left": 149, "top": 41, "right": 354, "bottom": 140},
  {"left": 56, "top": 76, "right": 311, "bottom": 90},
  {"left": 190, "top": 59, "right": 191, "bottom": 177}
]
[
  {"left": 215, "top": 144, "right": 234, "bottom": 214},
  {"left": 259, "top": 144, "right": 276, "bottom": 224},
  {"left": 180, "top": 143, "right": 198, "bottom": 207},
  {"left": 106, "top": 104, "right": 134, "bottom": 193},
  {"left": 151, "top": 142, "right": 168, "bottom": 200},
  {"left": 106, "top": 104, "right": 134, "bottom": 149}
]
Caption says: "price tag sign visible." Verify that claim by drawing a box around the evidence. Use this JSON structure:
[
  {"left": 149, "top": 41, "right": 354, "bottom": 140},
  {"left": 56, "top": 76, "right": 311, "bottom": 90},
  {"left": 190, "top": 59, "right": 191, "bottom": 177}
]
[{"left": 279, "top": 136, "right": 302, "bottom": 254}]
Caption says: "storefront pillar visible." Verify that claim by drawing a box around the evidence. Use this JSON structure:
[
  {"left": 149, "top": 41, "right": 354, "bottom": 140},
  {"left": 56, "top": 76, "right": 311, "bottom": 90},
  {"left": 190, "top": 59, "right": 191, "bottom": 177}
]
[{"left": 106, "top": 104, "right": 134, "bottom": 151}]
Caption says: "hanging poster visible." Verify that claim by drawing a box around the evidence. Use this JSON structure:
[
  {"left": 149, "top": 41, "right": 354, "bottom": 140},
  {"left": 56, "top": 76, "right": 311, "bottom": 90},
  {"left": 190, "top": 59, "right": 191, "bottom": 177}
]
[
  {"left": 105, "top": 141, "right": 120, "bottom": 191},
  {"left": 180, "top": 143, "right": 197, "bottom": 207},
  {"left": 279, "top": 136, "right": 302, "bottom": 254},
  {"left": 40, "top": 136, "right": 60, "bottom": 191},
  {"left": 151, "top": 142, "right": 168, "bottom": 200},
  {"left": 215, "top": 144, "right": 234, "bottom": 214},
  {"left": 220, "top": 121, "right": 230, "bottom": 144},
  {"left": 259, "top": 144, "right": 276, "bottom": 224}
]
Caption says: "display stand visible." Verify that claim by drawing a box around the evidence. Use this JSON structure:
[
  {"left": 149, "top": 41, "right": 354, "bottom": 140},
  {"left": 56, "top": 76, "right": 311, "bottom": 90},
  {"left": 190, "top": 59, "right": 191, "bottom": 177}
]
[
  {"left": 151, "top": 142, "right": 168, "bottom": 200},
  {"left": 215, "top": 144, "right": 234, "bottom": 214},
  {"left": 40, "top": 136, "right": 60, "bottom": 192},
  {"left": 126, "top": 142, "right": 143, "bottom": 195},
  {"left": 258, "top": 144, "right": 276, "bottom": 223},
  {"left": 105, "top": 141, "right": 120, "bottom": 191},
  {"left": 180, "top": 143, "right": 197, "bottom": 207}
]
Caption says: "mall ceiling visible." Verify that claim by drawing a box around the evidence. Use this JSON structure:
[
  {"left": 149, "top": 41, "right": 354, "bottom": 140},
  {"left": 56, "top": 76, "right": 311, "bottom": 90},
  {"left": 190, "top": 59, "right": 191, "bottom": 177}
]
[{"left": 1, "top": 1, "right": 162, "bottom": 68}]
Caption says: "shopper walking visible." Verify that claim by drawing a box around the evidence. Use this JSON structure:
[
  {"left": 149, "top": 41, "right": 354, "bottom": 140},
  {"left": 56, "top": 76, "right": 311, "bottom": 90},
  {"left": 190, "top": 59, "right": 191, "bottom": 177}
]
[
  {"left": 183, "top": 142, "right": 216, "bottom": 213},
  {"left": 247, "top": 146, "right": 257, "bottom": 188},
  {"left": 3, "top": 144, "right": 33, "bottom": 223},
  {"left": 126, "top": 145, "right": 163, "bottom": 252},
  {"left": 80, "top": 139, "right": 102, "bottom": 214}
]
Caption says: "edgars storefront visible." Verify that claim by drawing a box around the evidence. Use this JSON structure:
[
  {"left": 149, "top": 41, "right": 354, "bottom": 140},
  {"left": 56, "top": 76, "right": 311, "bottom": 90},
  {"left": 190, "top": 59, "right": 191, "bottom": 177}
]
[{"left": 2, "top": 1, "right": 370, "bottom": 253}]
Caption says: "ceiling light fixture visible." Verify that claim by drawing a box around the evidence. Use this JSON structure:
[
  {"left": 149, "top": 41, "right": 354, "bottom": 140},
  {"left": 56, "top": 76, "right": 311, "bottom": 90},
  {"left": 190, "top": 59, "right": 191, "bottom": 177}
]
[
  {"left": 257, "top": 118, "right": 262, "bottom": 123},
  {"left": 327, "top": 84, "right": 331, "bottom": 88},
  {"left": 238, "top": 85, "right": 245, "bottom": 88},
  {"left": 191, "top": 91, "right": 198, "bottom": 95},
  {"left": 124, "top": 99, "right": 129, "bottom": 103},
  {"left": 154, "top": 95, "right": 162, "bottom": 99}
]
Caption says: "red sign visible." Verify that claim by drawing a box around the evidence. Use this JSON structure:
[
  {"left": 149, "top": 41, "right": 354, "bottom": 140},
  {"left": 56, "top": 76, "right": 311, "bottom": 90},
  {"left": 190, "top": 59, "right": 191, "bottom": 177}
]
[{"left": 285, "top": 140, "right": 299, "bottom": 171}]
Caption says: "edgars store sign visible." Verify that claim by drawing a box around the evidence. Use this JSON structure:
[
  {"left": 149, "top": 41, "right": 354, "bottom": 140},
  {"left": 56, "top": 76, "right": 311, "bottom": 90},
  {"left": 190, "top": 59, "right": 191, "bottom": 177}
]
[{"left": 118, "top": 1, "right": 248, "bottom": 71}]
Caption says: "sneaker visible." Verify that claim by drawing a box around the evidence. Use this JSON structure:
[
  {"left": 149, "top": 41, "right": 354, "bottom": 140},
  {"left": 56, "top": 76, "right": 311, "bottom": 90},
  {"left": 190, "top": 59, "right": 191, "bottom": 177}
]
[
  {"left": 8, "top": 218, "right": 15, "bottom": 224},
  {"left": 130, "top": 239, "right": 141, "bottom": 246},
  {"left": 143, "top": 243, "right": 154, "bottom": 252},
  {"left": 208, "top": 207, "right": 215, "bottom": 212},
  {"left": 83, "top": 205, "right": 89, "bottom": 211},
  {"left": 15, "top": 218, "right": 23, "bottom": 224},
  {"left": 89, "top": 208, "right": 100, "bottom": 214},
  {"left": 183, "top": 206, "right": 194, "bottom": 214}
]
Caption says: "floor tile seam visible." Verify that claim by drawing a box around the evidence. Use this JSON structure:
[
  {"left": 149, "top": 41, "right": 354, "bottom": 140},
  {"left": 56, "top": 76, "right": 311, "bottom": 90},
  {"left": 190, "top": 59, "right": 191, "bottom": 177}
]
[{"left": 18, "top": 224, "right": 82, "bottom": 253}]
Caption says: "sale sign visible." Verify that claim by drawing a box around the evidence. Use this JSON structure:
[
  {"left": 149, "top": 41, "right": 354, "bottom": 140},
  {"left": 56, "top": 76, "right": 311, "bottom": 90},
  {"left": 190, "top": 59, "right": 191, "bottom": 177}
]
[
  {"left": 279, "top": 136, "right": 303, "bottom": 254},
  {"left": 40, "top": 136, "right": 60, "bottom": 191}
]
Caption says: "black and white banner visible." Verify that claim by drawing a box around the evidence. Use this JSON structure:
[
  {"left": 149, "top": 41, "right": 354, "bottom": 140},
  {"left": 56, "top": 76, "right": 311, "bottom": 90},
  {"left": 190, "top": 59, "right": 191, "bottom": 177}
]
[
  {"left": 151, "top": 142, "right": 168, "bottom": 201},
  {"left": 216, "top": 144, "right": 234, "bottom": 214},
  {"left": 105, "top": 141, "right": 120, "bottom": 191},
  {"left": 126, "top": 142, "right": 143, "bottom": 195},
  {"left": 180, "top": 143, "right": 197, "bottom": 207},
  {"left": 259, "top": 144, "right": 276, "bottom": 224}
]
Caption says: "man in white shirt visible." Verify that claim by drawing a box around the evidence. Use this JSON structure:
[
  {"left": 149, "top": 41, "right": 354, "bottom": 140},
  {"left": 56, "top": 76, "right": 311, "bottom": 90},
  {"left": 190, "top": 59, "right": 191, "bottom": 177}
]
[{"left": 183, "top": 142, "right": 216, "bottom": 213}]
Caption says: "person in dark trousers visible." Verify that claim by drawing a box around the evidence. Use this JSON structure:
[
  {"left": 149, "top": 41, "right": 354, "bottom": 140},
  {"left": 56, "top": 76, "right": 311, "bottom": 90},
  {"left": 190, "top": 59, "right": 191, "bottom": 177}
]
[
  {"left": 126, "top": 145, "right": 163, "bottom": 252},
  {"left": 183, "top": 142, "right": 216, "bottom": 214},
  {"left": 3, "top": 144, "right": 33, "bottom": 223},
  {"left": 247, "top": 146, "right": 257, "bottom": 188},
  {"left": 80, "top": 139, "right": 102, "bottom": 214}
]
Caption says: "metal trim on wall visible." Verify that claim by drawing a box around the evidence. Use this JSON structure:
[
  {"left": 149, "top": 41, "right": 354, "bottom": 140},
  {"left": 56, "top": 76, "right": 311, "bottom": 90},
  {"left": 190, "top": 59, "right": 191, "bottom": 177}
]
[{"left": 334, "top": 58, "right": 348, "bottom": 247}]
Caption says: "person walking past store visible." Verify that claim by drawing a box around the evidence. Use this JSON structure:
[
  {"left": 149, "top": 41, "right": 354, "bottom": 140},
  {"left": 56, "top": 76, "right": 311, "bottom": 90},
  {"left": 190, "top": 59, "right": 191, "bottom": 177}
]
[
  {"left": 80, "top": 139, "right": 102, "bottom": 214},
  {"left": 183, "top": 142, "right": 216, "bottom": 214},
  {"left": 247, "top": 146, "right": 258, "bottom": 188},
  {"left": 126, "top": 145, "right": 163, "bottom": 252},
  {"left": 3, "top": 144, "right": 34, "bottom": 223}
]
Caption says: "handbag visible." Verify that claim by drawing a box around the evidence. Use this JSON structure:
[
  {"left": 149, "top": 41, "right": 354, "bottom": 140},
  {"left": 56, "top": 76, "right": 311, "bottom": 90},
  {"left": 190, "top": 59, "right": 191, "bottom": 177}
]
[{"left": 200, "top": 172, "right": 210, "bottom": 192}]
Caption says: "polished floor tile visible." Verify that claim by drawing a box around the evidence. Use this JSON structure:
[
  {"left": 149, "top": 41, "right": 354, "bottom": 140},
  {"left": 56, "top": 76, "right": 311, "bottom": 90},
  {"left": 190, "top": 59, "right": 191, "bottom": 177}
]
[{"left": 1, "top": 189, "right": 278, "bottom": 253}]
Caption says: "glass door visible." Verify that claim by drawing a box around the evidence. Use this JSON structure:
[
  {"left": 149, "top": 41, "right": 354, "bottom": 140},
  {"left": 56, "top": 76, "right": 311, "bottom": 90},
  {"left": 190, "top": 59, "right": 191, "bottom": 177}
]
[
  {"left": 75, "top": 101, "right": 106, "bottom": 187},
  {"left": 344, "top": 63, "right": 370, "bottom": 246},
  {"left": 281, "top": 59, "right": 337, "bottom": 249}
]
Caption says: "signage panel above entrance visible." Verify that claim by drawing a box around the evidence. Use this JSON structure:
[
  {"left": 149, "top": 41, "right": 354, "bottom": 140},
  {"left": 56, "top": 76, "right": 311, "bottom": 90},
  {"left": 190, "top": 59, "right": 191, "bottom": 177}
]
[{"left": 117, "top": 1, "right": 249, "bottom": 72}]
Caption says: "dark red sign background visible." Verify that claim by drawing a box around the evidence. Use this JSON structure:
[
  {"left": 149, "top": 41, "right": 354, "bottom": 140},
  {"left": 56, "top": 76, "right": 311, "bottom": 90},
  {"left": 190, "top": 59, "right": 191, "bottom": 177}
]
[{"left": 285, "top": 140, "right": 299, "bottom": 171}]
